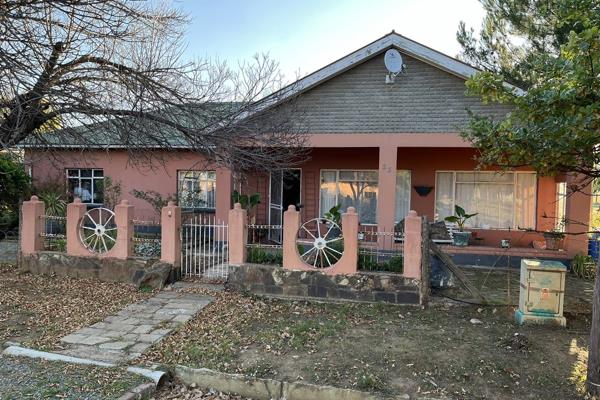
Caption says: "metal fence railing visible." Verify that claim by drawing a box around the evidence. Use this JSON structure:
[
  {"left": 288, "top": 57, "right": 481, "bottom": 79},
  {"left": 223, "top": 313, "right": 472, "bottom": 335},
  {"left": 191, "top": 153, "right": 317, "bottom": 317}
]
[
  {"left": 181, "top": 214, "right": 229, "bottom": 280},
  {"left": 357, "top": 230, "right": 404, "bottom": 273},
  {"left": 246, "top": 224, "right": 283, "bottom": 265},
  {"left": 132, "top": 219, "right": 161, "bottom": 258},
  {"left": 40, "top": 215, "right": 67, "bottom": 252}
]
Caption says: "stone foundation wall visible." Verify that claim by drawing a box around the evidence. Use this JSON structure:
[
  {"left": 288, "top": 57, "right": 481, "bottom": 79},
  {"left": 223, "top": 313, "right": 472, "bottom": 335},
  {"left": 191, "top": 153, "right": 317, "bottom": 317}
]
[
  {"left": 226, "top": 264, "right": 421, "bottom": 305},
  {"left": 19, "top": 252, "right": 175, "bottom": 289}
]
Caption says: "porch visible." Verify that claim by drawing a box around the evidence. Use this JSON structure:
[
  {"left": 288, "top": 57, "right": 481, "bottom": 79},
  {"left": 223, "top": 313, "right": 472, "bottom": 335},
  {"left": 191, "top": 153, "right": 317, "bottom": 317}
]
[{"left": 238, "top": 144, "right": 590, "bottom": 263}]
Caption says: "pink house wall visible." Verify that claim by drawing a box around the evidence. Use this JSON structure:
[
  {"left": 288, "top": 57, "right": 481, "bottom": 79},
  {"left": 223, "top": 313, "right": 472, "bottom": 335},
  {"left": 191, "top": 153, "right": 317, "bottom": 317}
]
[
  {"left": 247, "top": 147, "right": 580, "bottom": 253},
  {"left": 25, "top": 150, "right": 232, "bottom": 221},
  {"left": 26, "top": 146, "right": 590, "bottom": 256}
]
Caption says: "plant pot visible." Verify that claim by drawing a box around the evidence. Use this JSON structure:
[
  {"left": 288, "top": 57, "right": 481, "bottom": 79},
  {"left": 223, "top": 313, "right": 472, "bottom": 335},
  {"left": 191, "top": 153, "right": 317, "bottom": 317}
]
[
  {"left": 452, "top": 231, "right": 471, "bottom": 247},
  {"left": 543, "top": 233, "right": 564, "bottom": 251}
]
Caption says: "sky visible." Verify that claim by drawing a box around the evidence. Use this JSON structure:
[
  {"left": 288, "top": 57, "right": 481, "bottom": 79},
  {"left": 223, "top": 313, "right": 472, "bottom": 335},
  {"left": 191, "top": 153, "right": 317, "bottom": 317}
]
[{"left": 176, "top": 0, "right": 486, "bottom": 81}]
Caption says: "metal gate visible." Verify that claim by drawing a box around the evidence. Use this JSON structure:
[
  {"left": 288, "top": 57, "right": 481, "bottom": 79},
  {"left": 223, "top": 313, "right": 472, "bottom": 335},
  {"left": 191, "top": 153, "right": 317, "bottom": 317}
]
[{"left": 181, "top": 213, "right": 229, "bottom": 280}]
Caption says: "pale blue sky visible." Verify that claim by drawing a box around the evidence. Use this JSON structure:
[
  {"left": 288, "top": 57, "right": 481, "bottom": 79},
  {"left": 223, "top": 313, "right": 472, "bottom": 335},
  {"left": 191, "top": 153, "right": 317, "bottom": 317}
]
[{"left": 175, "top": 0, "right": 485, "bottom": 80}]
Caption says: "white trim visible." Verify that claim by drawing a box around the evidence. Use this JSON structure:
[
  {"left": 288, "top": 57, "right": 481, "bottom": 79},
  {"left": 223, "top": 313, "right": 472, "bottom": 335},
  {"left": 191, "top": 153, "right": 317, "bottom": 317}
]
[
  {"left": 433, "top": 170, "right": 537, "bottom": 230},
  {"left": 268, "top": 168, "right": 302, "bottom": 243}
]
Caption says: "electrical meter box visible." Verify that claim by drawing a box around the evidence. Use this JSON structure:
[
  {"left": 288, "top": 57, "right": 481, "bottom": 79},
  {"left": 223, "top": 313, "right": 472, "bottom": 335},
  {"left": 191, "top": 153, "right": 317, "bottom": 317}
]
[{"left": 515, "top": 259, "right": 567, "bottom": 327}]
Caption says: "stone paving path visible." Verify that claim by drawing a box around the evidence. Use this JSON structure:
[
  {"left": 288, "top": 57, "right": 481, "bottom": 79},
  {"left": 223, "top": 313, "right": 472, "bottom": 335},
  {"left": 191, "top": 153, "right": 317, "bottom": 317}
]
[{"left": 58, "top": 291, "right": 213, "bottom": 364}]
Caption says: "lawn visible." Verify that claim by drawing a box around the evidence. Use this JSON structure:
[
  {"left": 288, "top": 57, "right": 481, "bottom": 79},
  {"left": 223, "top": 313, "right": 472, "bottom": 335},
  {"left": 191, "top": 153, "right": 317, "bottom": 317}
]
[
  {"left": 0, "top": 263, "right": 153, "bottom": 349},
  {"left": 142, "top": 287, "right": 591, "bottom": 400},
  {"left": 0, "top": 355, "right": 150, "bottom": 399}
]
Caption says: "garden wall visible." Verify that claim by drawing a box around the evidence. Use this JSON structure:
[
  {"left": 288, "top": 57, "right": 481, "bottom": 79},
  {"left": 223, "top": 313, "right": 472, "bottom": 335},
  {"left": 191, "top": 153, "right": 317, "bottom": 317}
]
[
  {"left": 19, "top": 252, "right": 177, "bottom": 289},
  {"left": 226, "top": 264, "right": 421, "bottom": 305}
]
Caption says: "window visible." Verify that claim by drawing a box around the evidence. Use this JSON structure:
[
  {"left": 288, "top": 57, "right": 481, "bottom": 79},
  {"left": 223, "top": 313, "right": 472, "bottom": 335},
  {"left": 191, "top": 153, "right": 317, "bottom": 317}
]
[
  {"left": 556, "top": 182, "right": 567, "bottom": 231},
  {"left": 395, "top": 170, "right": 411, "bottom": 222},
  {"left": 178, "top": 171, "right": 216, "bottom": 209},
  {"left": 67, "top": 169, "right": 104, "bottom": 204},
  {"left": 435, "top": 171, "right": 536, "bottom": 229},
  {"left": 319, "top": 170, "right": 411, "bottom": 224}
]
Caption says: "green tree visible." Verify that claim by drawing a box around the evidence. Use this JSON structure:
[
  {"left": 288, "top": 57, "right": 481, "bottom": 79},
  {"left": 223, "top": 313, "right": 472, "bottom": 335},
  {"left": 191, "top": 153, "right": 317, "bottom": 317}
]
[
  {"left": 0, "top": 154, "right": 30, "bottom": 230},
  {"left": 458, "top": 0, "right": 599, "bottom": 395}
]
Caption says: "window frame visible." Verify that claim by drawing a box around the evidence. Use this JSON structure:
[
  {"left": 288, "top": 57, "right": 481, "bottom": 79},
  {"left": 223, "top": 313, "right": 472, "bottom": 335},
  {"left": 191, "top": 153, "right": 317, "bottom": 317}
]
[
  {"left": 434, "top": 170, "right": 538, "bottom": 230},
  {"left": 177, "top": 170, "right": 217, "bottom": 210},
  {"left": 66, "top": 168, "right": 104, "bottom": 205},
  {"left": 319, "top": 169, "right": 379, "bottom": 225}
]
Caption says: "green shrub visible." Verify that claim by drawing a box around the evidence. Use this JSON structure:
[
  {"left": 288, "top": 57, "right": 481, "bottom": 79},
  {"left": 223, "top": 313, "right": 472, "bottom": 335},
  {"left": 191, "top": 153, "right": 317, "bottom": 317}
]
[
  {"left": 246, "top": 247, "right": 283, "bottom": 265},
  {"left": 572, "top": 253, "right": 596, "bottom": 280}
]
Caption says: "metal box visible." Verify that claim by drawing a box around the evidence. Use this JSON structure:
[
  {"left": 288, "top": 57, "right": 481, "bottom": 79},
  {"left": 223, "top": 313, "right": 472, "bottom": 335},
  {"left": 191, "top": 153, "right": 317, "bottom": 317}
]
[{"left": 515, "top": 259, "right": 566, "bottom": 327}]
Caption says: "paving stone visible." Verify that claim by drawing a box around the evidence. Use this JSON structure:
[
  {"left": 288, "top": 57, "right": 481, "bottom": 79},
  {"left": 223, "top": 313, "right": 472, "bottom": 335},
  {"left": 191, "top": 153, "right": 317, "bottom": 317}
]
[
  {"left": 60, "top": 334, "right": 88, "bottom": 344},
  {"left": 103, "top": 322, "right": 136, "bottom": 333},
  {"left": 57, "top": 286, "right": 214, "bottom": 363},
  {"left": 172, "top": 314, "right": 192, "bottom": 323},
  {"left": 138, "top": 334, "right": 162, "bottom": 343},
  {"left": 132, "top": 325, "right": 155, "bottom": 334},
  {"left": 102, "top": 330, "right": 127, "bottom": 338},
  {"left": 128, "top": 342, "right": 151, "bottom": 353},
  {"left": 80, "top": 335, "right": 112, "bottom": 345},
  {"left": 99, "top": 341, "right": 134, "bottom": 350},
  {"left": 150, "top": 328, "right": 171, "bottom": 336}
]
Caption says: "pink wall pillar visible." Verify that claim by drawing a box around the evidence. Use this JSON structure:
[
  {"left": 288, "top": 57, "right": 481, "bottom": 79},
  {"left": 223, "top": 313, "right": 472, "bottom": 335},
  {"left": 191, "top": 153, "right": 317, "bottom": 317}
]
[
  {"left": 228, "top": 203, "right": 248, "bottom": 265},
  {"left": 21, "top": 195, "right": 45, "bottom": 256},
  {"left": 161, "top": 201, "right": 181, "bottom": 266},
  {"left": 283, "top": 205, "right": 358, "bottom": 275},
  {"left": 403, "top": 210, "right": 422, "bottom": 280},
  {"left": 112, "top": 200, "right": 134, "bottom": 259},
  {"left": 377, "top": 145, "right": 398, "bottom": 248},
  {"left": 66, "top": 198, "right": 89, "bottom": 256},
  {"left": 565, "top": 175, "right": 592, "bottom": 257},
  {"left": 67, "top": 198, "right": 134, "bottom": 259},
  {"left": 216, "top": 167, "right": 232, "bottom": 224}
]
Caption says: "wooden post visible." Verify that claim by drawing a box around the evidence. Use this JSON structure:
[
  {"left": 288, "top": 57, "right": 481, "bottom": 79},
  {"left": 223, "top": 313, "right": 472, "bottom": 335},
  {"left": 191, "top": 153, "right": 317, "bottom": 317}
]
[{"left": 420, "top": 216, "right": 430, "bottom": 307}]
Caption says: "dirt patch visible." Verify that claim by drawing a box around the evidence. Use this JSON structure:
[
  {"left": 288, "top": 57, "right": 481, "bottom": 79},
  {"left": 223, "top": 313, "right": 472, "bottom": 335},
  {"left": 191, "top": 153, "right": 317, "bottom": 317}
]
[
  {"left": 143, "top": 290, "right": 591, "bottom": 399},
  {"left": 0, "top": 263, "right": 154, "bottom": 349}
]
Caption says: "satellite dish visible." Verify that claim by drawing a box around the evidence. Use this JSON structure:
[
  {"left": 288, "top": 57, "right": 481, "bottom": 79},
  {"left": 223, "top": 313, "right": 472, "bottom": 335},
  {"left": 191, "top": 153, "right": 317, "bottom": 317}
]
[{"left": 384, "top": 49, "right": 403, "bottom": 74}]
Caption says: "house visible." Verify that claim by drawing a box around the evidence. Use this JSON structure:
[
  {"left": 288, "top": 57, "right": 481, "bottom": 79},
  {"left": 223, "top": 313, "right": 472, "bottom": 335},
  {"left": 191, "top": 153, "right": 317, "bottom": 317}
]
[{"left": 24, "top": 32, "right": 591, "bottom": 259}]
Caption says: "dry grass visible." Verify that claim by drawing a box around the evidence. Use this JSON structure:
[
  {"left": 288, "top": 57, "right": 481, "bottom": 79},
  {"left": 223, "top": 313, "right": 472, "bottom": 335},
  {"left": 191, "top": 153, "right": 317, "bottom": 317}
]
[
  {"left": 143, "top": 289, "right": 592, "bottom": 400},
  {"left": 0, "top": 263, "right": 154, "bottom": 349}
]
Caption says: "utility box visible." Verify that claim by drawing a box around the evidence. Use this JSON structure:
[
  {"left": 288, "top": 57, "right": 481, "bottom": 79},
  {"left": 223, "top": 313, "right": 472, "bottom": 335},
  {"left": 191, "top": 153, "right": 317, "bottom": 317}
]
[{"left": 515, "top": 259, "right": 567, "bottom": 327}]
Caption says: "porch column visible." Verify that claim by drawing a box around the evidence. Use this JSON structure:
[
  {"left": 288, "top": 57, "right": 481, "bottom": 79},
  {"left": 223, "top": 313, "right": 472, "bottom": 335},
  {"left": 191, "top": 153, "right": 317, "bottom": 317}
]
[
  {"left": 377, "top": 145, "right": 397, "bottom": 247},
  {"left": 565, "top": 175, "right": 591, "bottom": 257},
  {"left": 215, "top": 167, "right": 232, "bottom": 224}
]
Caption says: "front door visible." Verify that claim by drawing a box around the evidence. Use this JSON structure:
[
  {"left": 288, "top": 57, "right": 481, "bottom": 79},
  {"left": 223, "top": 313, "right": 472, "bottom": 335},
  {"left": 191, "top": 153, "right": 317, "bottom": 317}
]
[{"left": 269, "top": 169, "right": 301, "bottom": 243}]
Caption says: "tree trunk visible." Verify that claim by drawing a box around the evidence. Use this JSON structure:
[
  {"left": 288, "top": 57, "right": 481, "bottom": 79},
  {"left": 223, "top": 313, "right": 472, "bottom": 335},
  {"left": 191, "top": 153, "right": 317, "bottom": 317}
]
[{"left": 587, "top": 261, "right": 600, "bottom": 395}]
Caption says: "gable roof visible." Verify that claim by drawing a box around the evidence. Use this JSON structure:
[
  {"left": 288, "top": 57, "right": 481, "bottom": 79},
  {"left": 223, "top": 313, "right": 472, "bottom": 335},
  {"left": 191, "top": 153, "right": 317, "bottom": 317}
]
[
  {"left": 23, "top": 32, "right": 520, "bottom": 149},
  {"left": 254, "top": 31, "right": 523, "bottom": 113}
]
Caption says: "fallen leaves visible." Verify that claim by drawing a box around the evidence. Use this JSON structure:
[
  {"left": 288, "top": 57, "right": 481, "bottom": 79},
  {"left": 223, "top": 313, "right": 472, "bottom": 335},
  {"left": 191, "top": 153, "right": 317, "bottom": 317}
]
[{"left": 0, "top": 263, "right": 153, "bottom": 348}]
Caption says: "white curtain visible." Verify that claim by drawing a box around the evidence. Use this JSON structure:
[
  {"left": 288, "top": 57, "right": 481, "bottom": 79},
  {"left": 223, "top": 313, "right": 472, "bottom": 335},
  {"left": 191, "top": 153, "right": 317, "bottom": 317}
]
[
  {"left": 395, "top": 171, "right": 411, "bottom": 221},
  {"left": 435, "top": 172, "right": 454, "bottom": 221},
  {"left": 320, "top": 171, "right": 337, "bottom": 217},
  {"left": 435, "top": 171, "right": 537, "bottom": 229},
  {"left": 515, "top": 173, "right": 537, "bottom": 229}
]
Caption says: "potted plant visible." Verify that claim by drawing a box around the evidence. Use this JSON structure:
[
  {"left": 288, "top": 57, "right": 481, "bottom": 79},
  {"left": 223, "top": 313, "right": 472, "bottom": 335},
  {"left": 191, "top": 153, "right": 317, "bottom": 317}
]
[
  {"left": 543, "top": 229, "right": 565, "bottom": 250},
  {"left": 445, "top": 205, "right": 478, "bottom": 247},
  {"left": 323, "top": 204, "right": 342, "bottom": 237}
]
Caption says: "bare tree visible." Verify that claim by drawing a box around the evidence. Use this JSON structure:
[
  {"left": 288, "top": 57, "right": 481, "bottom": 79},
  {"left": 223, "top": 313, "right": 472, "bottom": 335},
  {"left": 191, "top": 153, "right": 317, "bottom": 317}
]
[{"left": 0, "top": 0, "right": 307, "bottom": 171}]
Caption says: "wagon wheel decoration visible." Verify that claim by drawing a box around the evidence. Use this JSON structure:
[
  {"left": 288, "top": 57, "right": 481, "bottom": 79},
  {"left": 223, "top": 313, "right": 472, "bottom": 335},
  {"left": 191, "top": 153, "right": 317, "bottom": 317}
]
[
  {"left": 79, "top": 207, "right": 117, "bottom": 254},
  {"left": 296, "top": 218, "right": 344, "bottom": 269}
]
